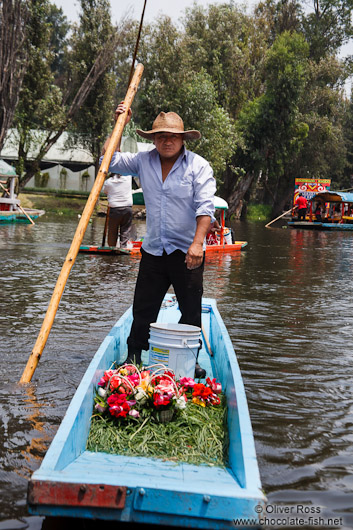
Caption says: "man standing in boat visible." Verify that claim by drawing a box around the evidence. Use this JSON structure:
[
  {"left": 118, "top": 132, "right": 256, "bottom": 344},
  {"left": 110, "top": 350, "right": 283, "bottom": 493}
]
[
  {"left": 295, "top": 192, "right": 308, "bottom": 221},
  {"left": 101, "top": 104, "right": 216, "bottom": 377}
]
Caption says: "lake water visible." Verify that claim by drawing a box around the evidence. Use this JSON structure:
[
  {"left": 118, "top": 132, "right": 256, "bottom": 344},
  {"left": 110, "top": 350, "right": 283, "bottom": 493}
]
[{"left": 1, "top": 216, "right": 353, "bottom": 529}]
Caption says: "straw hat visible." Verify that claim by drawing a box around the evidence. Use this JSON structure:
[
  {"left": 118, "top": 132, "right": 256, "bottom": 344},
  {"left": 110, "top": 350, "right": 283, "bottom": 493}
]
[{"left": 136, "top": 112, "right": 201, "bottom": 141}]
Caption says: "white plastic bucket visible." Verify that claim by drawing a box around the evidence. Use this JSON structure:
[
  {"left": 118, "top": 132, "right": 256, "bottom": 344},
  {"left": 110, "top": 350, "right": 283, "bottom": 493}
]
[
  {"left": 148, "top": 322, "right": 201, "bottom": 378},
  {"left": 224, "top": 227, "right": 232, "bottom": 245}
]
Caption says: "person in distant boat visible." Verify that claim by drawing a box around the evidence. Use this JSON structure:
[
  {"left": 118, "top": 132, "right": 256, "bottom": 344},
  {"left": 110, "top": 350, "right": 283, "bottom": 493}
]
[
  {"left": 331, "top": 204, "right": 341, "bottom": 221},
  {"left": 295, "top": 193, "right": 308, "bottom": 221},
  {"left": 101, "top": 103, "right": 216, "bottom": 377},
  {"left": 102, "top": 173, "right": 133, "bottom": 248},
  {"left": 314, "top": 202, "right": 323, "bottom": 222},
  {"left": 206, "top": 219, "right": 221, "bottom": 245}
]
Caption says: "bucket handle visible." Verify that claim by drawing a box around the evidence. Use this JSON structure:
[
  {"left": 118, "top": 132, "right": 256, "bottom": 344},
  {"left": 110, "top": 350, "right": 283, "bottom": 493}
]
[{"left": 182, "top": 339, "right": 199, "bottom": 360}]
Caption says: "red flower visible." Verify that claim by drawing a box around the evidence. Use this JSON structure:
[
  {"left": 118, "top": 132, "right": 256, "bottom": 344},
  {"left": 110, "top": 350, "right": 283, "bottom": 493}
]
[
  {"left": 153, "top": 393, "right": 171, "bottom": 409},
  {"left": 193, "top": 383, "right": 213, "bottom": 400},
  {"left": 206, "top": 377, "right": 222, "bottom": 394},
  {"left": 107, "top": 393, "right": 131, "bottom": 417}
]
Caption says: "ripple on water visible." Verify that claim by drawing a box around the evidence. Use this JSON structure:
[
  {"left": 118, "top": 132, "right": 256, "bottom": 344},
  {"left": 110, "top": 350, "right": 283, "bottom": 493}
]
[{"left": 1, "top": 219, "right": 353, "bottom": 528}]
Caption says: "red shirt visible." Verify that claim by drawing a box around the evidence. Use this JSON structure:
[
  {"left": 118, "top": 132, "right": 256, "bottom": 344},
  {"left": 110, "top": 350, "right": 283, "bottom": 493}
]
[{"left": 296, "top": 196, "right": 308, "bottom": 209}]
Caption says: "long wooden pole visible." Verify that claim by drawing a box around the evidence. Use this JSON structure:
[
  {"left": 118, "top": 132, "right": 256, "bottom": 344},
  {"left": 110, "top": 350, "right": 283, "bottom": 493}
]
[
  {"left": 20, "top": 64, "right": 144, "bottom": 383},
  {"left": 17, "top": 204, "right": 35, "bottom": 225},
  {"left": 265, "top": 207, "right": 293, "bottom": 228}
]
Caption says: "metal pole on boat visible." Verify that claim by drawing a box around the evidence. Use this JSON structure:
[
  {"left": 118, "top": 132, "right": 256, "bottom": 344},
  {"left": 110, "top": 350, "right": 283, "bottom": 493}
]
[{"left": 20, "top": 63, "right": 144, "bottom": 383}]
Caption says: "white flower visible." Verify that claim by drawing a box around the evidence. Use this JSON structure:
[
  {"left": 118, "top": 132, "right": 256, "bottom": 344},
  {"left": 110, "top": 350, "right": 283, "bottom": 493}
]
[
  {"left": 175, "top": 396, "right": 187, "bottom": 410},
  {"left": 98, "top": 387, "right": 107, "bottom": 398},
  {"left": 134, "top": 388, "right": 147, "bottom": 402}
]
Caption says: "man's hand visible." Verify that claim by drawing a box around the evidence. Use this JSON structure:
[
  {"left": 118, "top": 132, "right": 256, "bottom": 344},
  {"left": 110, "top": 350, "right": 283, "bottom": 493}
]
[
  {"left": 185, "top": 242, "right": 204, "bottom": 270},
  {"left": 101, "top": 101, "right": 132, "bottom": 155},
  {"left": 115, "top": 101, "right": 132, "bottom": 124}
]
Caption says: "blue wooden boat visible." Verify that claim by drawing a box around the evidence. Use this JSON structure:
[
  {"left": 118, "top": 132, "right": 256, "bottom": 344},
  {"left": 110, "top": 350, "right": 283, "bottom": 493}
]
[
  {"left": 27, "top": 295, "right": 265, "bottom": 527},
  {"left": 0, "top": 208, "right": 45, "bottom": 224}
]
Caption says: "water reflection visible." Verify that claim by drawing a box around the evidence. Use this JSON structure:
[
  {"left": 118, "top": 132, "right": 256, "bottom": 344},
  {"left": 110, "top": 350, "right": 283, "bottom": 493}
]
[{"left": 1, "top": 218, "right": 353, "bottom": 529}]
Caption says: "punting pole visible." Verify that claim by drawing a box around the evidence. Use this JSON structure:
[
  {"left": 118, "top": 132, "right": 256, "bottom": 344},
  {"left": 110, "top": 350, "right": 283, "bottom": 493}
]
[
  {"left": 20, "top": 63, "right": 144, "bottom": 383},
  {"left": 101, "top": 206, "right": 110, "bottom": 246},
  {"left": 17, "top": 204, "right": 35, "bottom": 225},
  {"left": 100, "top": 0, "right": 147, "bottom": 246},
  {"left": 265, "top": 207, "right": 293, "bottom": 228}
]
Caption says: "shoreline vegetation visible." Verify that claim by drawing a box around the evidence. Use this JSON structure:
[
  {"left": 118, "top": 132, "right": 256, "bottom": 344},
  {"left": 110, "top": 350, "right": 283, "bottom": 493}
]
[
  {"left": 19, "top": 190, "right": 146, "bottom": 219},
  {"left": 20, "top": 190, "right": 271, "bottom": 222}
]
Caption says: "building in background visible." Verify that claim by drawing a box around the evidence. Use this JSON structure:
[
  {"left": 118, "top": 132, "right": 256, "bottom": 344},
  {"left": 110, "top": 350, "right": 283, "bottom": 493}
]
[{"left": 0, "top": 130, "right": 152, "bottom": 192}]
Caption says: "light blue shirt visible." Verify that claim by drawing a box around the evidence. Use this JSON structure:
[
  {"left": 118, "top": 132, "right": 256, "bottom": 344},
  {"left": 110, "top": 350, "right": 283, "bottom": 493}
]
[{"left": 102, "top": 146, "right": 216, "bottom": 256}]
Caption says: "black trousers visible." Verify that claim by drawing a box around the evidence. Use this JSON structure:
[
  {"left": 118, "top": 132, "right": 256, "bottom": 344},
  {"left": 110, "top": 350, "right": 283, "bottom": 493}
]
[
  {"left": 107, "top": 206, "right": 133, "bottom": 247},
  {"left": 297, "top": 208, "right": 307, "bottom": 221},
  {"left": 127, "top": 248, "right": 205, "bottom": 352}
]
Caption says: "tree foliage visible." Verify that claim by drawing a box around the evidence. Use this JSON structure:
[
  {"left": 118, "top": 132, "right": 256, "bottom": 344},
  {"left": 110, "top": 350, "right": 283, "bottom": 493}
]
[
  {"left": 2, "top": 0, "right": 352, "bottom": 214},
  {"left": 0, "top": 0, "right": 30, "bottom": 151}
]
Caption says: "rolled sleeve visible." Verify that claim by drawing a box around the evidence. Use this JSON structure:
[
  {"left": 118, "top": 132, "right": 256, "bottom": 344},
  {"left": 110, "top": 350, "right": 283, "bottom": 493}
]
[
  {"left": 99, "top": 152, "right": 140, "bottom": 176},
  {"left": 193, "top": 160, "right": 216, "bottom": 221}
]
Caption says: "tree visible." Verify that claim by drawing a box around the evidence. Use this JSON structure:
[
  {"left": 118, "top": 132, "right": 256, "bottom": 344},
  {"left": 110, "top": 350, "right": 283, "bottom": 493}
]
[
  {"left": 46, "top": 3, "right": 70, "bottom": 79},
  {"left": 342, "top": 90, "right": 353, "bottom": 187},
  {"left": 0, "top": 0, "right": 30, "bottom": 151},
  {"left": 65, "top": 0, "right": 117, "bottom": 173},
  {"left": 182, "top": 2, "right": 264, "bottom": 117},
  {"left": 13, "top": 0, "right": 123, "bottom": 189},
  {"left": 302, "top": 0, "right": 353, "bottom": 62},
  {"left": 234, "top": 31, "right": 310, "bottom": 213}
]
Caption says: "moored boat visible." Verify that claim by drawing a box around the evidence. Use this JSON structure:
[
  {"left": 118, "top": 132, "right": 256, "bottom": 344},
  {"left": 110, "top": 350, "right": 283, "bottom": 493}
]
[
  {"left": 27, "top": 295, "right": 265, "bottom": 527},
  {"left": 0, "top": 160, "right": 45, "bottom": 224}
]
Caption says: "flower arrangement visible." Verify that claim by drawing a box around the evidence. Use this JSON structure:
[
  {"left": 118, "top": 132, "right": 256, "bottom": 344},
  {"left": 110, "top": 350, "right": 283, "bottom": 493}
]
[
  {"left": 88, "top": 363, "right": 228, "bottom": 466},
  {"left": 93, "top": 362, "right": 222, "bottom": 424}
]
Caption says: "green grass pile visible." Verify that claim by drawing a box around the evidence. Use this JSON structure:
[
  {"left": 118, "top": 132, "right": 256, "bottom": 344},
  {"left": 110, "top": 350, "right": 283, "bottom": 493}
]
[{"left": 87, "top": 396, "right": 229, "bottom": 467}]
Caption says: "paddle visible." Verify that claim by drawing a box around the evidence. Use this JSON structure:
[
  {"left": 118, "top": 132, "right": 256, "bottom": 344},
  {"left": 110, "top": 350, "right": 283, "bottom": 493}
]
[
  {"left": 20, "top": 63, "right": 144, "bottom": 383},
  {"left": 265, "top": 207, "right": 294, "bottom": 228}
]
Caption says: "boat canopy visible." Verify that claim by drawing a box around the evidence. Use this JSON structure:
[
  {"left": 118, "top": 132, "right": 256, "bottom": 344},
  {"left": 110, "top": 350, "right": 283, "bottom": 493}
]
[
  {"left": 214, "top": 196, "right": 228, "bottom": 210},
  {"left": 0, "top": 159, "right": 17, "bottom": 178},
  {"left": 314, "top": 191, "right": 353, "bottom": 203}
]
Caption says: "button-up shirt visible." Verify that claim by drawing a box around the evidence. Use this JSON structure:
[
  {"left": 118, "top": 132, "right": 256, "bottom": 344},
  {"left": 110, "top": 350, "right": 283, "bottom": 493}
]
[{"left": 102, "top": 146, "right": 216, "bottom": 256}]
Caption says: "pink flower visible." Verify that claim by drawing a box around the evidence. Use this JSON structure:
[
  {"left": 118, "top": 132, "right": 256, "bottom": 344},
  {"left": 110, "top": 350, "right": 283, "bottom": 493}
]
[
  {"left": 95, "top": 403, "right": 107, "bottom": 413},
  {"left": 179, "top": 377, "right": 196, "bottom": 389},
  {"left": 127, "top": 373, "right": 140, "bottom": 386},
  {"left": 129, "top": 409, "right": 140, "bottom": 418},
  {"left": 155, "top": 380, "right": 174, "bottom": 396}
]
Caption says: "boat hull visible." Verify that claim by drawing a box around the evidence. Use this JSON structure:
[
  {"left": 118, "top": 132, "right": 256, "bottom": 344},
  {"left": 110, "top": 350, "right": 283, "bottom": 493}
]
[
  {"left": 27, "top": 296, "right": 265, "bottom": 527},
  {"left": 288, "top": 221, "right": 353, "bottom": 231},
  {"left": 0, "top": 209, "right": 45, "bottom": 224}
]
